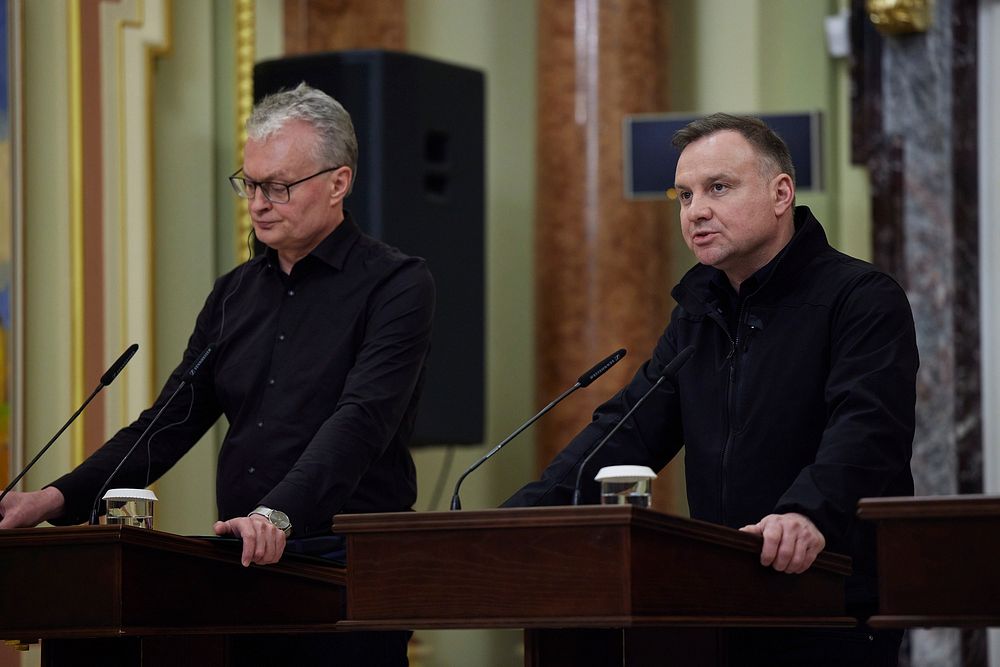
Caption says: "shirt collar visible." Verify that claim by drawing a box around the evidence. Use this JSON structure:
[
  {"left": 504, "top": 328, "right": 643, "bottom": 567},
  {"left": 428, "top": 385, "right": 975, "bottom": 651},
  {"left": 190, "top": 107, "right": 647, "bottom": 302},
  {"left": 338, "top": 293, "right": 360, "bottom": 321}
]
[{"left": 262, "top": 210, "right": 362, "bottom": 272}]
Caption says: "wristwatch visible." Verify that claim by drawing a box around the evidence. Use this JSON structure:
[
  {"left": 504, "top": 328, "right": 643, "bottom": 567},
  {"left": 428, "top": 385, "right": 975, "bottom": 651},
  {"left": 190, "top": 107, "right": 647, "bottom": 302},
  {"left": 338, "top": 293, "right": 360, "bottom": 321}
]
[{"left": 249, "top": 506, "right": 292, "bottom": 537}]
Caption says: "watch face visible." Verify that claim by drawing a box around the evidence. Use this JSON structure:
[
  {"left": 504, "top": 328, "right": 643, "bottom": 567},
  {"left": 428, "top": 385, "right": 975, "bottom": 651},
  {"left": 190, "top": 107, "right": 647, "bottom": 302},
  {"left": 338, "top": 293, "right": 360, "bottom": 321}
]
[
  {"left": 252, "top": 507, "right": 291, "bottom": 534},
  {"left": 270, "top": 510, "right": 290, "bottom": 530}
]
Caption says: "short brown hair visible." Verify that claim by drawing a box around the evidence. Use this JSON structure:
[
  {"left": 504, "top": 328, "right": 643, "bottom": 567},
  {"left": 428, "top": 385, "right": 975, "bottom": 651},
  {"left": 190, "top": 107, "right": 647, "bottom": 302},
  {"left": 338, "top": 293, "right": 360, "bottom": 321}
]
[{"left": 672, "top": 113, "right": 795, "bottom": 185}]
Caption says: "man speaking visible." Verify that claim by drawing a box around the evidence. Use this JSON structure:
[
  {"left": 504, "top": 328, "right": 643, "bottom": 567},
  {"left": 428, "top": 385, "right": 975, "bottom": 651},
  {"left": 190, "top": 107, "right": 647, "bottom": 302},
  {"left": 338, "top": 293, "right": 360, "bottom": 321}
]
[{"left": 506, "top": 114, "right": 917, "bottom": 666}]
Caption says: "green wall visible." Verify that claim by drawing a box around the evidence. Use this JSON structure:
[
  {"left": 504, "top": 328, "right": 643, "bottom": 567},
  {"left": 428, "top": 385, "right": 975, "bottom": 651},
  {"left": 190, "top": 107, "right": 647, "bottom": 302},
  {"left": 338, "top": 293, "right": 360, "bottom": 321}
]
[
  {"left": 22, "top": 1, "right": 73, "bottom": 495},
  {"left": 151, "top": 0, "right": 225, "bottom": 537}
]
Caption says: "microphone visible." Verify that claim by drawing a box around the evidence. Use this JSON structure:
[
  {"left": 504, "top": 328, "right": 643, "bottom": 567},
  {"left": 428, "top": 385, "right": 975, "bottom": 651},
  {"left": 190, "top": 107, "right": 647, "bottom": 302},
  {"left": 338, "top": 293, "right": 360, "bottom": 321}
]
[
  {"left": 0, "top": 344, "right": 139, "bottom": 506},
  {"left": 571, "top": 345, "right": 696, "bottom": 505},
  {"left": 88, "top": 345, "right": 214, "bottom": 525},
  {"left": 450, "top": 348, "right": 626, "bottom": 510},
  {"left": 100, "top": 343, "right": 139, "bottom": 386}
]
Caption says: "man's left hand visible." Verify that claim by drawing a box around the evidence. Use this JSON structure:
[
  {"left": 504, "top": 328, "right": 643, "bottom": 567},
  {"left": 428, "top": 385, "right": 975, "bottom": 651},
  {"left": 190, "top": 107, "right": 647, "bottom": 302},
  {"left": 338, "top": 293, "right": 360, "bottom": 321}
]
[
  {"left": 214, "top": 515, "right": 287, "bottom": 567},
  {"left": 739, "top": 512, "right": 825, "bottom": 574}
]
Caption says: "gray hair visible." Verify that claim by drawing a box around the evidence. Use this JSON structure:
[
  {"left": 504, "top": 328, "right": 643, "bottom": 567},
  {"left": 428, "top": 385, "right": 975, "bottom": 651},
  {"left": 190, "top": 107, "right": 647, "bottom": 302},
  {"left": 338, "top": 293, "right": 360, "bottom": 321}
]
[
  {"left": 247, "top": 83, "right": 359, "bottom": 183},
  {"left": 672, "top": 112, "right": 796, "bottom": 186}
]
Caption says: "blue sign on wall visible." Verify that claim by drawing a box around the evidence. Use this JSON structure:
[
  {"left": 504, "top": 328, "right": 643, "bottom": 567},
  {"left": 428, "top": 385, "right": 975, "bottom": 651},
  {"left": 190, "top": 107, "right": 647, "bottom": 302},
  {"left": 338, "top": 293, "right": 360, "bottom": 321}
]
[{"left": 623, "top": 112, "right": 823, "bottom": 200}]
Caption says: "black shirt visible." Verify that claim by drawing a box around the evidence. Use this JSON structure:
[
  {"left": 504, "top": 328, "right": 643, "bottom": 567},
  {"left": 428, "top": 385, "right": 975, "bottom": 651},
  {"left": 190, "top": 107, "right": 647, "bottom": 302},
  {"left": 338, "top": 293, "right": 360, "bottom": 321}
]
[{"left": 50, "top": 215, "right": 435, "bottom": 536}]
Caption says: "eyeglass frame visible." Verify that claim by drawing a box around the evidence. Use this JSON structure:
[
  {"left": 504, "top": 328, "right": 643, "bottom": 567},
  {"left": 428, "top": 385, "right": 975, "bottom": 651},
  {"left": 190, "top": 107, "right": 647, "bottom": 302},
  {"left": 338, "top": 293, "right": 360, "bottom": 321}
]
[{"left": 228, "top": 165, "right": 344, "bottom": 204}]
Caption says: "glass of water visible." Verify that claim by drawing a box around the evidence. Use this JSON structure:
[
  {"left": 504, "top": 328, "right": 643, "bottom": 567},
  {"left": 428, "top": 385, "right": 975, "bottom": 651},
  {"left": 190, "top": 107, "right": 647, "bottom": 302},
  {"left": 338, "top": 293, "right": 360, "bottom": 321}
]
[
  {"left": 595, "top": 465, "right": 657, "bottom": 508},
  {"left": 103, "top": 488, "right": 158, "bottom": 529}
]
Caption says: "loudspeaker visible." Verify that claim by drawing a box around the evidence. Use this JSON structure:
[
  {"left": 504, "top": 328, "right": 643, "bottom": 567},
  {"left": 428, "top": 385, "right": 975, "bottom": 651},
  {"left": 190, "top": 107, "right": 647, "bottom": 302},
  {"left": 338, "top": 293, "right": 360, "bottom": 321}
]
[{"left": 254, "top": 50, "right": 485, "bottom": 446}]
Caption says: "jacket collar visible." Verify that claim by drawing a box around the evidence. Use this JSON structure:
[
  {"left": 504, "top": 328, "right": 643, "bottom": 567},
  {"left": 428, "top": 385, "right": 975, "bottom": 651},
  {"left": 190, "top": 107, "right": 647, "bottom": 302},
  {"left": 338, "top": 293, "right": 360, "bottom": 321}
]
[{"left": 671, "top": 206, "right": 830, "bottom": 314}]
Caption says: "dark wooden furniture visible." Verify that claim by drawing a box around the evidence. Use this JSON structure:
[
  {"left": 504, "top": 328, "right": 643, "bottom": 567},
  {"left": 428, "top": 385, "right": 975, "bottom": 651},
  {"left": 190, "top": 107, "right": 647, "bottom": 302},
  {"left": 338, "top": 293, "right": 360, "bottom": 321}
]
[
  {"left": 0, "top": 525, "right": 346, "bottom": 665},
  {"left": 858, "top": 494, "right": 1000, "bottom": 628},
  {"left": 335, "top": 505, "right": 854, "bottom": 666}
]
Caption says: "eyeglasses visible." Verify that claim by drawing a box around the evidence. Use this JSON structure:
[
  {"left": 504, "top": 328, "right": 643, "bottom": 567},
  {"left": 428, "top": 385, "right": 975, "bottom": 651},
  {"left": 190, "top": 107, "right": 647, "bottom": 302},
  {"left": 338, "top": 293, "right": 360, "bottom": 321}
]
[{"left": 228, "top": 166, "right": 342, "bottom": 204}]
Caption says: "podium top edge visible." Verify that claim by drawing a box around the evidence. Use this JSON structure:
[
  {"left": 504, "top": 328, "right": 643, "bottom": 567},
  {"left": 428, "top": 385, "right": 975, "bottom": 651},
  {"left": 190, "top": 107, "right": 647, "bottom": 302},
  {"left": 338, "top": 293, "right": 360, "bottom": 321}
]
[
  {"left": 857, "top": 494, "right": 1000, "bottom": 519},
  {"left": 335, "top": 505, "right": 684, "bottom": 532},
  {"left": 0, "top": 525, "right": 345, "bottom": 582},
  {"left": 333, "top": 506, "right": 851, "bottom": 575}
]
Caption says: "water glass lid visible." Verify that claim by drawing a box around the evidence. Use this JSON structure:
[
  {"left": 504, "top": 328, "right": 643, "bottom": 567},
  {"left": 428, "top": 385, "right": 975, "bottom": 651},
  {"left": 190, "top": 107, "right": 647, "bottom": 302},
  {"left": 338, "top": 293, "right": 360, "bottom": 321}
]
[
  {"left": 103, "top": 488, "right": 158, "bottom": 501},
  {"left": 594, "top": 465, "right": 657, "bottom": 483}
]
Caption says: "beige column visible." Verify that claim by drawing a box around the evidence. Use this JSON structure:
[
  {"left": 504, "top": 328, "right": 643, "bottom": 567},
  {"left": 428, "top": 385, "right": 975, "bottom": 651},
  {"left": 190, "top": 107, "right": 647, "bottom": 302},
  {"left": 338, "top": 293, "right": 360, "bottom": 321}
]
[
  {"left": 283, "top": 0, "right": 405, "bottom": 53},
  {"left": 535, "top": 0, "right": 677, "bottom": 510}
]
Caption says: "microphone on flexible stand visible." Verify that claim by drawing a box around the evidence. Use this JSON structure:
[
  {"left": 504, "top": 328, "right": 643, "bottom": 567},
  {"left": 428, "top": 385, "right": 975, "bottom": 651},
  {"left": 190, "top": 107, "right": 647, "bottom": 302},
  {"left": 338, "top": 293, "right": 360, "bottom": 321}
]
[
  {"left": 571, "top": 345, "right": 696, "bottom": 505},
  {"left": 450, "top": 348, "right": 627, "bottom": 510},
  {"left": 88, "top": 345, "right": 214, "bottom": 525},
  {"left": 0, "top": 344, "right": 139, "bottom": 506}
]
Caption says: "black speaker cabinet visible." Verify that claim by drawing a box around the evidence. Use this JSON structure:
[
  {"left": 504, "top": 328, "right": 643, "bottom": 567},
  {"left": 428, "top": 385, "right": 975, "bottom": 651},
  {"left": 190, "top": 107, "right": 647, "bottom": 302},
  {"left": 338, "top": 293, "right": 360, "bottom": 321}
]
[{"left": 254, "top": 50, "right": 485, "bottom": 446}]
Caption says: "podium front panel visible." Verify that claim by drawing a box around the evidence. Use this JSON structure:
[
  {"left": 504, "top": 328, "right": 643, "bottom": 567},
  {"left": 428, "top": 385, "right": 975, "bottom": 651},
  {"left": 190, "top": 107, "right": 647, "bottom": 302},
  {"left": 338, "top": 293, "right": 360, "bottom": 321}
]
[
  {"left": 858, "top": 495, "right": 1000, "bottom": 627},
  {"left": 335, "top": 506, "right": 853, "bottom": 630},
  {"left": 0, "top": 526, "right": 346, "bottom": 640}
]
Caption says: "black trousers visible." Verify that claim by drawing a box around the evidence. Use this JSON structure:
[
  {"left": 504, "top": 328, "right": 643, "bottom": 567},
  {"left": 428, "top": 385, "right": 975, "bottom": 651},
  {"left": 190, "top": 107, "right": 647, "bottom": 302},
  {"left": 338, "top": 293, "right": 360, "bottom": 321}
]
[
  {"left": 228, "top": 630, "right": 410, "bottom": 666},
  {"left": 723, "top": 626, "right": 903, "bottom": 667}
]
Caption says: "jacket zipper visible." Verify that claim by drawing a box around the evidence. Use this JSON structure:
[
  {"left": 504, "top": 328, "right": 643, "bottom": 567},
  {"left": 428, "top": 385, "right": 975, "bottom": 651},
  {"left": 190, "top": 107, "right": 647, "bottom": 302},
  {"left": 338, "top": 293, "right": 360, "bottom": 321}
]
[{"left": 720, "top": 300, "right": 748, "bottom": 524}]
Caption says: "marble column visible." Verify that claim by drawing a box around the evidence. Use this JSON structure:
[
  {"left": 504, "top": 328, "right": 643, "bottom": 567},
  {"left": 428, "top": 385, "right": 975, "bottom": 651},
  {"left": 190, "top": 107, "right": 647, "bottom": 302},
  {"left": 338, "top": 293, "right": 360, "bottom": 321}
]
[
  {"left": 851, "top": 0, "right": 983, "bottom": 665},
  {"left": 535, "top": 0, "right": 676, "bottom": 509},
  {"left": 283, "top": 0, "right": 405, "bottom": 53}
]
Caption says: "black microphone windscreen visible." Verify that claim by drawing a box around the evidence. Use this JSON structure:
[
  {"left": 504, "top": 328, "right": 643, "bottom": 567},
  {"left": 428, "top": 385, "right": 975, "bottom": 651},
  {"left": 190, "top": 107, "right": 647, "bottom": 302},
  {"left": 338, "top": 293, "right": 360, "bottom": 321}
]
[
  {"left": 577, "top": 348, "right": 627, "bottom": 387},
  {"left": 100, "top": 344, "right": 139, "bottom": 387},
  {"left": 661, "top": 345, "right": 696, "bottom": 381}
]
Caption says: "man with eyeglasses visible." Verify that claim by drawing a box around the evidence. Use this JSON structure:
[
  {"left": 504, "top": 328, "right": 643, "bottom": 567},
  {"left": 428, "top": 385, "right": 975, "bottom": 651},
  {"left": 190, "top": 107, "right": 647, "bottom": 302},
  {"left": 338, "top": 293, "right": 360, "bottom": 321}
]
[{"left": 0, "top": 83, "right": 432, "bottom": 665}]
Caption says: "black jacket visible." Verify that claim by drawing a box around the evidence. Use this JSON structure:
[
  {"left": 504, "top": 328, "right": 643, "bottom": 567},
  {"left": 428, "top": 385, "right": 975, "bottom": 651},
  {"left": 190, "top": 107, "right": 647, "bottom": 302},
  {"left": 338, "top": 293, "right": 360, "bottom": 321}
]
[{"left": 506, "top": 207, "right": 918, "bottom": 612}]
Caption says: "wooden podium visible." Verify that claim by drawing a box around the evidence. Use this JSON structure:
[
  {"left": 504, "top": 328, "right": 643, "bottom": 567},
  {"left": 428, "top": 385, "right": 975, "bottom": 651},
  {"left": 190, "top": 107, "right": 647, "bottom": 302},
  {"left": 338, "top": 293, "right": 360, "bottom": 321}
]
[
  {"left": 0, "top": 525, "right": 346, "bottom": 666},
  {"left": 1, "top": 508, "right": 855, "bottom": 666},
  {"left": 858, "top": 494, "right": 1000, "bottom": 628},
  {"left": 335, "top": 506, "right": 854, "bottom": 666}
]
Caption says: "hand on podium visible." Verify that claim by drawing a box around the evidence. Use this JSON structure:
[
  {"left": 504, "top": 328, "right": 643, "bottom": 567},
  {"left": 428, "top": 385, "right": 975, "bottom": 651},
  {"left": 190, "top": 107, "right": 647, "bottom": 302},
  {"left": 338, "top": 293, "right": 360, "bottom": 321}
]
[
  {"left": 740, "top": 512, "right": 826, "bottom": 574},
  {"left": 0, "top": 486, "right": 66, "bottom": 529},
  {"left": 214, "top": 514, "right": 287, "bottom": 567}
]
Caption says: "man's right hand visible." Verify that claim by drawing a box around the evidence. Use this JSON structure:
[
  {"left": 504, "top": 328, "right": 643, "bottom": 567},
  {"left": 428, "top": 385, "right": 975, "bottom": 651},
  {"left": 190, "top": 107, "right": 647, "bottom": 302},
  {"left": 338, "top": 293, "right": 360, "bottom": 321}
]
[
  {"left": 213, "top": 514, "right": 287, "bottom": 567},
  {"left": 739, "top": 512, "right": 826, "bottom": 574},
  {"left": 0, "top": 487, "right": 66, "bottom": 529}
]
